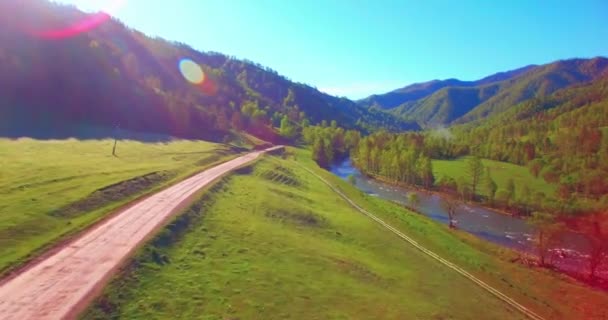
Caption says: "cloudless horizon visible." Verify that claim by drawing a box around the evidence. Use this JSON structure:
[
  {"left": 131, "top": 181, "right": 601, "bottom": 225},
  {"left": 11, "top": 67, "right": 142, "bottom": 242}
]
[{"left": 57, "top": 0, "right": 608, "bottom": 99}]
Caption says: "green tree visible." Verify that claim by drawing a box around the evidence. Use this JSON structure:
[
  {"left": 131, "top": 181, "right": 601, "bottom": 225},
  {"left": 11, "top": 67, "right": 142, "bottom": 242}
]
[
  {"left": 279, "top": 115, "right": 296, "bottom": 139},
  {"left": 483, "top": 169, "right": 498, "bottom": 204},
  {"left": 407, "top": 192, "right": 421, "bottom": 208},
  {"left": 312, "top": 139, "right": 329, "bottom": 168},
  {"left": 456, "top": 176, "right": 470, "bottom": 201},
  {"left": 466, "top": 156, "right": 484, "bottom": 198},
  {"left": 418, "top": 156, "right": 435, "bottom": 188},
  {"left": 506, "top": 178, "right": 516, "bottom": 206}
]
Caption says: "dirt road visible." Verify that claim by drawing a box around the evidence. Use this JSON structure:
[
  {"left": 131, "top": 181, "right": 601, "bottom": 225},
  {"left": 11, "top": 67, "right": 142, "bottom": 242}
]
[{"left": 0, "top": 146, "right": 282, "bottom": 320}]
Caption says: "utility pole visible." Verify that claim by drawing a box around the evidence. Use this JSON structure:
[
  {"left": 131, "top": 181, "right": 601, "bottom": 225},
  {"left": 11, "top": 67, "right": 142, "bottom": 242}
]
[{"left": 112, "top": 124, "right": 120, "bottom": 156}]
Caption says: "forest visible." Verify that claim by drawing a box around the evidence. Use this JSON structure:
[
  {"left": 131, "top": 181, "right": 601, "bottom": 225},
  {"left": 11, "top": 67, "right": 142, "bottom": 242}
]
[{"left": 0, "top": 0, "right": 417, "bottom": 143}]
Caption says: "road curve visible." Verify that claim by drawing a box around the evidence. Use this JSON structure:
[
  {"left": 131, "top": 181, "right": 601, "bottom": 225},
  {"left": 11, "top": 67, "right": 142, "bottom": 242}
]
[{"left": 0, "top": 146, "right": 282, "bottom": 320}]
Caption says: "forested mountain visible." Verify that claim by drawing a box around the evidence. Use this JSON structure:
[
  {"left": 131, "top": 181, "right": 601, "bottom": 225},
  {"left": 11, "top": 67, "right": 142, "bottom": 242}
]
[
  {"left": 451, "top": 76, "right": 608, "bottom": 204},
  {"left": 360, "top": 58, "right": 608, "bottom": 127},
  {"left": 350, "top": 74, "right": 608, "bottom": 215},
  {"left": 359, "top": 65, "right": 535, "bottom": 110},
  {"left": 0, "top": 0, "right": 417, "bottom": 142}
]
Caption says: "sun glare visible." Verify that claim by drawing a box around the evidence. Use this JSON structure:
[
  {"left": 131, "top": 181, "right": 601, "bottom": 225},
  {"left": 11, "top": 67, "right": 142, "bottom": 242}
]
[
  {"left": 179, "top": 59, "right": 205, "bottom": 84},
  {"left": 28, "top": 0, "right": 126, "bottom": 39}
]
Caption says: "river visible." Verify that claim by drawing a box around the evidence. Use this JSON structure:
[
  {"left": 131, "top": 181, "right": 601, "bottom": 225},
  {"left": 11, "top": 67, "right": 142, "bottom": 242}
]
[{"left": 330, "top": 158, "right": 607, "bottom": 282}]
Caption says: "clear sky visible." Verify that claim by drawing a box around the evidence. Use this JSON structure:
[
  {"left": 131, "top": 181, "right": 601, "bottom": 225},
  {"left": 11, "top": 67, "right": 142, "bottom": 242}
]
[{"left": 57, "top": 0, "right": 608, "bottom": 99}]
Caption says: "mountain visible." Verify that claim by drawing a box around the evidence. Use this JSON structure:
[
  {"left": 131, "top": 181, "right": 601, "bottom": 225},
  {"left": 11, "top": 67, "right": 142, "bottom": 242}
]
[
  {"left": 0, "top": 0, "right": 418, "bottom": 142},
  {"left": 446, "top": 75, "right": 608, "bottom": 202},
  {"left": 359, "top": 65, "right": 536, "bottom": 110},
  {"left": 360, "top": 58, "right": 608, "bottom": 127}
]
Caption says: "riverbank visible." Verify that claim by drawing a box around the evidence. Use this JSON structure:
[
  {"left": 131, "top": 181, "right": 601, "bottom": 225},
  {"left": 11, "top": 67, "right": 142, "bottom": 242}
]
[
  {"left": 332, "top": 158, "right": 608, "bottom": 290},
  {"left": 363, "top": 171, "right": 525, "bottom": 219}
]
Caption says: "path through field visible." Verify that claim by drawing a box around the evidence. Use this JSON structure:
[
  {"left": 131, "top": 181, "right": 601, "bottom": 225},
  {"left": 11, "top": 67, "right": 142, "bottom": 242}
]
[{"left": 0, "top": 146, "right": 282, "bottom": 320}]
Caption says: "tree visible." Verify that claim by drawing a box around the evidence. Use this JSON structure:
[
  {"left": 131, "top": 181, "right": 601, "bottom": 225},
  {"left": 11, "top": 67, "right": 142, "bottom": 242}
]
[
  {"left": 347, "top": 174, "right": 356, "bottom": 186},
  {"left": 577, "top": 213, "right": 608, "bottom": 281},
  {"left": 506, "top": 178, "right": 516, "bottom": 206},
  {"left": 231, "top": 112, "right": 244, "bottom": 130},
  {"left": 528, "top": 212, "right": 559, "bottom": 267},
  {"left": 466, "top": 156, "right": 484, "bottom": 199},
  {"left": 407, "top": 192, "right": 421, "bottom": 208},
  {"left": 528, "top": 159, "right": 543, "bottom": 178},
  {"left": 519, "top": 184, "right": 532, "bottom": 215},
  {"left": 279, "top": 115, "right": 296, "bottom": 139},
  {"left": 456, "top": 176, "right": 470, "bottom": 201},
  {"left": 441, "top": 198, "right": 458, "bottom": 229},
  {"left": 495, "top": 190, "right": 510, "bottom": 207},
  {"left": 312, "top": 139, "right": 329, "bottom": 168},
  {"left": 483, "top": 169, "right": 498, "bottom": 204},
  {"left": 418, "top": 156, "right": 435, "bottom": 189}
]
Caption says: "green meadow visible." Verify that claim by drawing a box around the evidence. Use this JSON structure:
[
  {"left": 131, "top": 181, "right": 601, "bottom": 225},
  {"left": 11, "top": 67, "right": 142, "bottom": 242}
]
[
  {"left": 0, "top": 138, "right": 240, "bottom": 273},
  {"left": 84, "top": 149, "right": 608, "bottom": 320},
  {"left": 432, "top": 156, "right": 556, "bottom": 196}
]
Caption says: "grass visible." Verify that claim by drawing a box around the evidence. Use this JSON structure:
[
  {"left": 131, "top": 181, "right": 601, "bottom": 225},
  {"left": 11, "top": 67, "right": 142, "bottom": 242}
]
[
  {"left": 0, "top": 137, "right": 242, "bottom": 274},
  {"left": 432, "top": 156, "right": 556, "bottom": 196},
  {"left": 300, "top": 149, "right": 608, "bottom": 319},
  {"left": 82, "top": 149, "right": 608, "bottom": 319}
]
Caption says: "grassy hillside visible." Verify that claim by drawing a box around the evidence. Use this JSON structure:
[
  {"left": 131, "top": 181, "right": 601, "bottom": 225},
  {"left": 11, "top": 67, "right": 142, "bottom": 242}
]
[
  {"left": 432, "top": 157, "right": 556, "bottom": 197},
  {"left": 84, "top": 149, "right": 608, "bottom": 319},
  {"left": 0, "top": 137, "right": 241, "bottom": 273}
]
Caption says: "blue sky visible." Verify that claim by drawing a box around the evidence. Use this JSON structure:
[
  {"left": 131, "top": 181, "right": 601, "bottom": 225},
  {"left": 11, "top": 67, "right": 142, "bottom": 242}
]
[{"left": 58, "top": 0, "right": 608, "bottom": 99}]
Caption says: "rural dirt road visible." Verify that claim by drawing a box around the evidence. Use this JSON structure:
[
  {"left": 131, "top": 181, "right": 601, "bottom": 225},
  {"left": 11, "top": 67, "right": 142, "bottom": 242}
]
[{"left": 0, "top": 146, "right": 282, "bottom": 320}]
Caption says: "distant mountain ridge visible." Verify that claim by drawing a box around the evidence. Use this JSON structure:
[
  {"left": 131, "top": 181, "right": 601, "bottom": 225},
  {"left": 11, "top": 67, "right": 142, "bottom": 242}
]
[{"left": 359, "top": 58, "right": 608, "bottom": 127}]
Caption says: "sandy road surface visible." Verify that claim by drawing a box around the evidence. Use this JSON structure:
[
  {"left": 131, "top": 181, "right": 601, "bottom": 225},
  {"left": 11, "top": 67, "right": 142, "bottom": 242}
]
[{"left": 0, "top": 146, "right": 282, "bottom": 320}]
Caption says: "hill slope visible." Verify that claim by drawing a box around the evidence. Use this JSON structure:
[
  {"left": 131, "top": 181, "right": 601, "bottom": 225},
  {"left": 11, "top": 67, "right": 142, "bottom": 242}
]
[
  {"left": 360, "top": 58, "right": 608, "bottom": 126},
  {"left": 0, "top": 0, "right": 417, "bottom": 141}
]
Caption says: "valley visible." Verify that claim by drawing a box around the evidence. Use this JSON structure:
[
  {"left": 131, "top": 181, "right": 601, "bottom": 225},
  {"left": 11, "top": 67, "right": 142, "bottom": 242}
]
[
  {"left": 0, "top": 0, "right": 607, "bottom": 319},
  {"left": 83, "top": 150, "right": 608, "bottom": 319}
]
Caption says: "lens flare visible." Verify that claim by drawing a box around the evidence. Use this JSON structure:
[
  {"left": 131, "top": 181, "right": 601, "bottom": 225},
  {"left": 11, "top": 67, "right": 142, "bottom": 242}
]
[
  {"left": 29, "top": 0, "right": 126, "bottom": 39},
  {"left": 34, "top": 12, "right": 111, "bottom": 39},
  {"left": 179, "top": 59, "right": 205, "bottom": 84}
]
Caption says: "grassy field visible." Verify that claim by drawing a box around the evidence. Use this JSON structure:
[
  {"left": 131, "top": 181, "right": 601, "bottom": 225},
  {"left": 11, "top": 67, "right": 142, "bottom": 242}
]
[
  {"left": 0, "top": 137, "right": 241, "bottom": 273},
  {"left": 84, "top": 148, "right": 608, "bottom": 319},
  {"left": 432, "top": 156, "right": 556, "bottom": 196}
]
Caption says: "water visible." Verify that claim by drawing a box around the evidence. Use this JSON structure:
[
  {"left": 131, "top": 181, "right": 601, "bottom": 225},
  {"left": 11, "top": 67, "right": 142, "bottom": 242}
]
[{"left": 331, "top": 158, "right": 607, "bottom": 281}]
